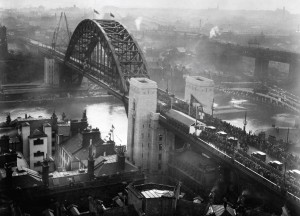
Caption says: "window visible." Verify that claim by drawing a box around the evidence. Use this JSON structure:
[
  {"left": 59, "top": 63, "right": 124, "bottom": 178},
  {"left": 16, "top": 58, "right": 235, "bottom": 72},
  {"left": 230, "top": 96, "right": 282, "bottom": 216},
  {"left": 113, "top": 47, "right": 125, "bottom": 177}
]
[
  {"left": 159, "top": 144, "right": 162, "bottom": 151},
  {"left": 158, "top": 134, "right": 163, "bottom": 141},
  {"left": 34, "top": 138, "right": 44, "bottom": 145},
  {"left": 34, "top": 162, "right": 41, "bottom": 167},
  {"left": 34, "top": 151, "right": 44, "bottom": 157}
]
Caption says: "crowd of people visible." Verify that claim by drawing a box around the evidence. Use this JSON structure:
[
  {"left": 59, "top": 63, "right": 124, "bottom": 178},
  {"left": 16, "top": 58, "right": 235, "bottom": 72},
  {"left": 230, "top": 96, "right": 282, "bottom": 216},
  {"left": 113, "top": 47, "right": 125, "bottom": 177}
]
[{"left": 157, "top": 90, "right": 300, "bottom": 198}]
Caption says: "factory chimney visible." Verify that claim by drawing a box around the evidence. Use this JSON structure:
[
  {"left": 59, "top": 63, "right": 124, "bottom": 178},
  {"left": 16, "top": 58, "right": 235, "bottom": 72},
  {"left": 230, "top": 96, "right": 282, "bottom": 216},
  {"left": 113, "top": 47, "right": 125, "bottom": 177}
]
[{"left": 116, "top": 146, "right": 126, "bottom": 171}]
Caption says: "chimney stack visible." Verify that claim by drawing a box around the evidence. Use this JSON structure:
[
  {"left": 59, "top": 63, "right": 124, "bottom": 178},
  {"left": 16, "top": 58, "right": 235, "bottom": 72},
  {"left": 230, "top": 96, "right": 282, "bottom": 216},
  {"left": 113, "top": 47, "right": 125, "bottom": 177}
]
[
  {"left": 82, "top": 128, "right": 101, "bottom": 148},
  {"left": 117, "top": 146, "right": 126, "bottom": 171},
  {"left": 0, "top": 135, "right": 10, "bottom": 153},
  {"left": 5, "top": 163, "right": 12, "bottom": 187},
  {"left": 88, "top": 139, "right": 95, "bottom": 180},
  {"left": 42, "top": 159, "right": 50, "bottom": 187}
]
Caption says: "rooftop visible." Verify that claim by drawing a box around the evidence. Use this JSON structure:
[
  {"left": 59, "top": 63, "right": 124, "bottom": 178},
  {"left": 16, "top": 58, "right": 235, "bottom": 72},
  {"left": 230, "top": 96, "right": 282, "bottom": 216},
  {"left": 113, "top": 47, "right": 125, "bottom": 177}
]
[
  {"left": 131, "top": 183, "right": 176, "bottom": 199},
  {"left": 186, "top": 76, "right": 214, "bottom": 86},
  {"left": 0, "top": 167, "right": 42, "bottom": 190},
  {"left": 130, "top": 78, "right": 157, "bottom": 89},
  {"left": 206, "top": 205, "right": 236, "bottom": 216},
  {"left": 49, "top": 170, "right": 89, "bottom": 188},
  {"left": 94, "top": 155, "right": 138, "bottom": 177},
  {"left": 61, "top": 133, "right": 83, "bottom": 156},
  {"left": 28, "top": 129, "right": 47, "bottom": 138}
]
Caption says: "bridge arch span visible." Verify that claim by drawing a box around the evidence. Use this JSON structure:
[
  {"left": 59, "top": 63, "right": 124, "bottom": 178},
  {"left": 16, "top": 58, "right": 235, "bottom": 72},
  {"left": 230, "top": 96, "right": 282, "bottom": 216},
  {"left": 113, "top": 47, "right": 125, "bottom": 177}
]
[{"left": 64, "top": 19, "right": 149, "bottom": 93}]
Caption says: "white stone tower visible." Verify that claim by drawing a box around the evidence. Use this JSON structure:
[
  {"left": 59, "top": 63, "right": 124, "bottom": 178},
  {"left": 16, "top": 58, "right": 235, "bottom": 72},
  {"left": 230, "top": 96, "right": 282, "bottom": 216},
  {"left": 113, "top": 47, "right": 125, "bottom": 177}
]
[
  {"left": 184, "top": 76, "right": 214, "bottom": 114},
  {"left": 127, "top": 78, "right": 158, "bottom": 170}
]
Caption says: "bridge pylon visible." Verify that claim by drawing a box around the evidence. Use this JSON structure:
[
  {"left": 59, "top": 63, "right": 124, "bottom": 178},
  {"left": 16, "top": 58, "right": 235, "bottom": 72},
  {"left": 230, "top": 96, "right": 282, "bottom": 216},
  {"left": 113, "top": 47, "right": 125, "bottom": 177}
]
[
  {"left": 127, "top": 78, "right": 173, "bottom": 172},
  {"left": 254, "top": 58, "right": 269, "bottom": 81}
]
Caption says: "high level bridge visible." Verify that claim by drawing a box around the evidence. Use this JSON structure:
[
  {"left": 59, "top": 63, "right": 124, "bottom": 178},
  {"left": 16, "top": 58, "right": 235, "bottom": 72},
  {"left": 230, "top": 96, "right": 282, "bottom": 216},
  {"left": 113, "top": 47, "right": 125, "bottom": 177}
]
[{"left": 21, "top": 19, "right": 300, "bottom": 208}]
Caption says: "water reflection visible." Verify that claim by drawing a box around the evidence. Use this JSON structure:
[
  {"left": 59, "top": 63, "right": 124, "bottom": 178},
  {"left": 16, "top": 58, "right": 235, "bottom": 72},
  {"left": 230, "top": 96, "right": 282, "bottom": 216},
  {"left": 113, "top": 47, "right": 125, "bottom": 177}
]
[
  {"left": 214, "top": 94, "right": 297, "bottom": 134},
  {"left": 0, "top": 99, "right": 128, "bottom": 146}
]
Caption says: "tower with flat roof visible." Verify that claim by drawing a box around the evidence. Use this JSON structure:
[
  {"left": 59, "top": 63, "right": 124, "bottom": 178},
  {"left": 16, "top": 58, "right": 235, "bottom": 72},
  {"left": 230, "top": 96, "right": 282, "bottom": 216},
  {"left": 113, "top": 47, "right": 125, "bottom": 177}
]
[
  {"left": 185, "top": 76, "right": 214, "bottom": 114},
  {"left": 127, "top": 78, "right": 157, "bottom": 170}
]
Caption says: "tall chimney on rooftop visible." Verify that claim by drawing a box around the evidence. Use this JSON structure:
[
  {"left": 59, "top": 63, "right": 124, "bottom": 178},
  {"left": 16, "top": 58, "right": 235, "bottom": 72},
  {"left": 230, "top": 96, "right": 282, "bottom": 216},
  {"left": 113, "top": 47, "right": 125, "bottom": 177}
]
[
  {"left": 88, "top": 139, "right": 95, "bottom": 180},
  {"left": 116, "top": 146, "right": 126, "bottom": 171},
  {"left": 5, "top": 163, "right": 12, "bottom": 187},
  {"left": 42, "top": 159, "right": 49, "bottom": 187}
]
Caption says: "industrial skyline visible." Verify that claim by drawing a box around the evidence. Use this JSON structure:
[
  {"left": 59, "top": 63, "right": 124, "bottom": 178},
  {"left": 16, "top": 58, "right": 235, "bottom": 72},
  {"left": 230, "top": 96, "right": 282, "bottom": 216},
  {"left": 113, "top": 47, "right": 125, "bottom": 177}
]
[{"left": 1, "top": 0, "right": 300, "bottom": 14}]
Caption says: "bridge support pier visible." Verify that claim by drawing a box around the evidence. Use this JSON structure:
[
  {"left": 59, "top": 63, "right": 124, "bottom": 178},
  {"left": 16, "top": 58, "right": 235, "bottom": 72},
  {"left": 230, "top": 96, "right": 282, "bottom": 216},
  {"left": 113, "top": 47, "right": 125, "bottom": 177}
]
[
  {"left": 254, "top": 58, "right": 269, "bottom": 80},
  {"left": 127, "top": 78, "right": 174, "bottom": 173},
  {"left": 44, "top": 57, "right": 60, "bottom": 87},
  {"left": 59, "top": 64, "right": 83, "bottom": 88},
  {"left": 288, "top": 60, "right": 300, "bottom": 84}
]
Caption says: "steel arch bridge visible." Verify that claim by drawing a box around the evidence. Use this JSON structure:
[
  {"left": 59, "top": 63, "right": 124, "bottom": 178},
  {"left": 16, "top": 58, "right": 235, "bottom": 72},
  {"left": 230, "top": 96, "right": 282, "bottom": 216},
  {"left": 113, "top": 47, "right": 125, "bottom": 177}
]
[{"left": 64, "top": 19, "right": 149, "bottom": 94}]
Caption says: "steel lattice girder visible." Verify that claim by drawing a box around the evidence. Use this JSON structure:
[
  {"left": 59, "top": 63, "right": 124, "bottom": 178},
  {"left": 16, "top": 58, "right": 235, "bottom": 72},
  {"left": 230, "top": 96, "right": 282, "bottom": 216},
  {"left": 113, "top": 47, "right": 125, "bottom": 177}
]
[{"left": 64, "top": 19, "right": 149, "bottom": 93}]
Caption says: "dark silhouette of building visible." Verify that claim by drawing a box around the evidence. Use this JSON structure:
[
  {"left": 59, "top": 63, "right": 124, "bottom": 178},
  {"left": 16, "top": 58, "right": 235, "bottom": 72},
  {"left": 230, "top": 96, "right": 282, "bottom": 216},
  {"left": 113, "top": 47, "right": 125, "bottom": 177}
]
[{"left": 0, "top": 25, "right": 8, "bottom": 58}]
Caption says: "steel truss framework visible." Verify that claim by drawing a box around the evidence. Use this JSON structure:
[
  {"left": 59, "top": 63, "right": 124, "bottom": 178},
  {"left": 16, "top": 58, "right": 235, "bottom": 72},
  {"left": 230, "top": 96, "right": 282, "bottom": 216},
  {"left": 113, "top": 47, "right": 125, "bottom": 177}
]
[{"left": 64, "top": 19, "right": 149, "bottom": 93}]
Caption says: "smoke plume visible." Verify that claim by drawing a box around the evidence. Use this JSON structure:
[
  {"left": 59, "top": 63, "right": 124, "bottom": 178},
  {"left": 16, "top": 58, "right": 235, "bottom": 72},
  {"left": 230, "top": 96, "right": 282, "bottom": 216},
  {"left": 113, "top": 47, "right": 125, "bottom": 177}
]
[
  {"left": 135, "top": 17, "right": 143, "bottom": 31},
  {"left": 209, "top": 26, "right": 220, "bottom": 38}
]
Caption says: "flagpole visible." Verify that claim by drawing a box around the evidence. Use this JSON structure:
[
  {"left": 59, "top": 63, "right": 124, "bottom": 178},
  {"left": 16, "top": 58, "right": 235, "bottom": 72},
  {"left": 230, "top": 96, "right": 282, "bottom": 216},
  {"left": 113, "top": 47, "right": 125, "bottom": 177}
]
[
  {"left": 283, "top": 127, "right": 289, "bottom": 190},
  {"left": 195, "top": 105, "right": 198, "bottom": 127},
  {"left": 211, "top": 98, "right": 214, "bottom": 118}
]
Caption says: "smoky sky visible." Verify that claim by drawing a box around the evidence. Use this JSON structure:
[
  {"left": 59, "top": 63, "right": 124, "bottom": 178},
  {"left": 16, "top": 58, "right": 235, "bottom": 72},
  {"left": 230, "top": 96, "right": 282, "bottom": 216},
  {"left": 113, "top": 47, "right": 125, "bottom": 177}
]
[{"left": 0, "top": 0, "right": 300, "bottom": 14}]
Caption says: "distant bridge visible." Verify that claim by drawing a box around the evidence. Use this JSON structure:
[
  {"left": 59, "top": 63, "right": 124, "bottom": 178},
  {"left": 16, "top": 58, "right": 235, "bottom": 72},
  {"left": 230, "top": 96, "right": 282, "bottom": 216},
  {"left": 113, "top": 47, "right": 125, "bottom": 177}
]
[
  {"left": 20, "top": 19, "right": 300, "bottom": 207},
  {"left": 209, "top": 40, "right": 300, "bottom": 81}
]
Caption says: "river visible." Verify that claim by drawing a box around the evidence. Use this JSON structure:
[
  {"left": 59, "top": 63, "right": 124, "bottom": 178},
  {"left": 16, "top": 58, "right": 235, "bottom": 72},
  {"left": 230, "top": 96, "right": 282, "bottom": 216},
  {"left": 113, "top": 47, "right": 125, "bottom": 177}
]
[
  {"left": 0, "top": 92, "right": 298, "bottom": 148},
  {"left": 0, "top": 97, "right": 128, "bottom": 146}
]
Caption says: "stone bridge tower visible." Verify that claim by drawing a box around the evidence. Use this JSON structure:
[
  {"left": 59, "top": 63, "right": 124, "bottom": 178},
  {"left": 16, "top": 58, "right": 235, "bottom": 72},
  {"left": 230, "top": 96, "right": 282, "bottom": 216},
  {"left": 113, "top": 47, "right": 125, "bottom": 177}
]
[{"left": 127, "top": 78, "right": 174, "bottom": 173}]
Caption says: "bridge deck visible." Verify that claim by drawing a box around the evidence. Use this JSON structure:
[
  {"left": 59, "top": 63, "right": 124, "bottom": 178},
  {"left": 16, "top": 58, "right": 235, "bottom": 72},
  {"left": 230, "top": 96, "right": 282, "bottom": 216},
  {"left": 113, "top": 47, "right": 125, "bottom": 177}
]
[{"left": 159, "top": 113, "right": 300, "bottom": 206}]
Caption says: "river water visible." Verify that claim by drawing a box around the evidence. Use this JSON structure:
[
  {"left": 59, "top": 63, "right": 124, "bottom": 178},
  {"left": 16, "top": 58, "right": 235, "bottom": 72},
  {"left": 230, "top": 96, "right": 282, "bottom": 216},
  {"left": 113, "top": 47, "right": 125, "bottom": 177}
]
[
  {"left": 0, "top": 97, "right": 128, "bottom": 146},
  {"left": 0, "top": 92, "right": 298, "bottom": 147}
]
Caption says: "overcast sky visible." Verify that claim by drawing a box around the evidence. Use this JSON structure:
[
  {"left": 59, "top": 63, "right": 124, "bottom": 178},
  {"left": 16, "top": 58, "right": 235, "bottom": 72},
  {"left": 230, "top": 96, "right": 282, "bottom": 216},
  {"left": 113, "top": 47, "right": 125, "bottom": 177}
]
[{"left": 1, "top": 0, "right": 300, "bottom": 14}]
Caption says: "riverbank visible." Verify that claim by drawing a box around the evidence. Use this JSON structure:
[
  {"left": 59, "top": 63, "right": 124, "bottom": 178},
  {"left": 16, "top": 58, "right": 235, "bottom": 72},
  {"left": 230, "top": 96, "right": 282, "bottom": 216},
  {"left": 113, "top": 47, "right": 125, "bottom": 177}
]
[{"left": 216, "top": 87, "right": 300, "bottom": 114}]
